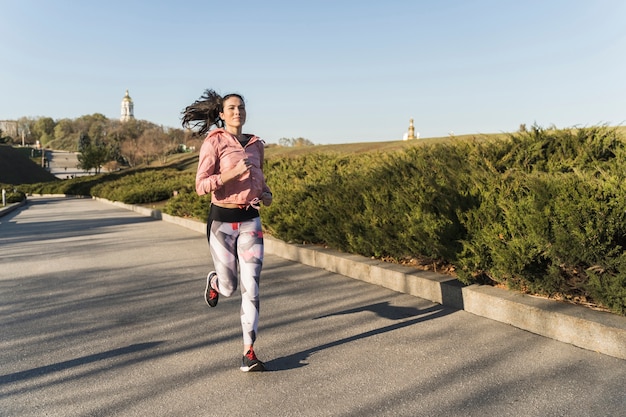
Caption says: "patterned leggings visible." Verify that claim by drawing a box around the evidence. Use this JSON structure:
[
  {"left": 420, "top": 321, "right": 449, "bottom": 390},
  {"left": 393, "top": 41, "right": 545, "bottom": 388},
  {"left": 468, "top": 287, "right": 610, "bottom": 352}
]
[{"left": 208, "top": 217, "right": 264, "bottom": 346}]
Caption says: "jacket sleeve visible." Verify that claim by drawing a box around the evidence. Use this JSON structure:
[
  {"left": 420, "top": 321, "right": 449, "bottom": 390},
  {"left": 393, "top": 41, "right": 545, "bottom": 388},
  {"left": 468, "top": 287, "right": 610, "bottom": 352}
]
[
  {"left": 195, "top": 139, "right": 223, "bottom": 196},
  {"left": 259, "top": 142, "right": 272, "bottom": 195}
]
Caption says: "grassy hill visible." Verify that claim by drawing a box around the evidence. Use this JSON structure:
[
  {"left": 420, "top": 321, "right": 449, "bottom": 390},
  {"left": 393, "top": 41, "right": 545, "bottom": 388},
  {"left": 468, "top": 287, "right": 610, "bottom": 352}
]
[
  {"left": 264, "top": 133, "right": 499, "bottom": 159},
  {"left": 4, "top": 126, "right": 619, "bottom": 184},
  {"left": 142, "top": 134, "right": 481, "bottom": 173},
  {"left": 0, "top": 145, "right": 58, "bottom": 185}
]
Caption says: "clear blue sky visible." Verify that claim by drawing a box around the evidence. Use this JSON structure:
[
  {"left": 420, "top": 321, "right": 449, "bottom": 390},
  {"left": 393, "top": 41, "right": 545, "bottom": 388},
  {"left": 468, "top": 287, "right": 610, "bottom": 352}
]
[{"left": 1, "top": 0, "right": 625, "bottom": 144}]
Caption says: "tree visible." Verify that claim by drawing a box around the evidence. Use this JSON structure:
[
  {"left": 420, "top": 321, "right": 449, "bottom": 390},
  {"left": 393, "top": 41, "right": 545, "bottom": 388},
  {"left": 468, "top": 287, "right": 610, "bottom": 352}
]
[
  {"left": 33, "top": 117, "right": 56, "bottom": 146},
  {"left": 7, "top": 113, "right": 191, "bottom": 166},
  {"left": 78, "top": 132, "right": 91, "bottom": 152},
  {"left": 54, "top": 119, "right": 74, "bottom": 143},
  {"left": 146, "top": 126, "right": 182, "bottom": 164},
  {"left": 278, "top": 137, "right": 314, "bottom": 147},
  {"left": 120, "top": 136, "right": 140, "bottom": 167},
  {"left": 77, "top": 142, "right": 110, "bottom": 174},
  {"left": 16, "top": 117, "right": 35, "bottom": 146}
]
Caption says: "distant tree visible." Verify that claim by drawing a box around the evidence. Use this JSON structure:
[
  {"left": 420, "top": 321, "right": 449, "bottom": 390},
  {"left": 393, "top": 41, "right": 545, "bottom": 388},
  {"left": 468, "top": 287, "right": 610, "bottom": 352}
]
[
  {"left": 278, "top": 137, "right": 314, "bottom": 147},
  {"left": 77, "top": 140, "right": 110, "bottom": 174},
  {"left": 8, "top": 112, "right": 191, "bottom": 166},
  {"left": 182, "top": 129, "right": 203, "bottom": 152},
  {"left": 15, "top": 117, "right": 35, "bottom": 145},
  {"left": 120, "top": 136, "right": 140, "bottom": 167},
  {"left": 137, "top": 128, "right": 159, "bottom": 165},
  {"left": 152, "top": 127, "right": 184, "bottom": 164},
  {"left": 78, "top": 132, "right": 91, "bottom": 152},
  {"left": 78, "top": 114, "right": 108, "bottom": 143},
  {"left": 54, "top": 119, "right": 74, "bottom": 143},
  {"left": 78, "top": 146, "right": 103, "bottom": 173},
  {"left": 107, "top": 138, "right": 124, "bottom": 166},
  {"left": 33, "top": 117, "right": 56, "bottom": 146}
]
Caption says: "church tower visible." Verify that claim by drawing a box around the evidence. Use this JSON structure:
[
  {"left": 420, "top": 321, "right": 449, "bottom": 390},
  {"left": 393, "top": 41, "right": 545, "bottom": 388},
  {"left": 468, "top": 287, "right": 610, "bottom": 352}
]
[
  {"left": 120, "top": 90, "right": 135, "bottom": 122},
  {"left": 404, "top": 118, "right": 417, "bottom": 140}
]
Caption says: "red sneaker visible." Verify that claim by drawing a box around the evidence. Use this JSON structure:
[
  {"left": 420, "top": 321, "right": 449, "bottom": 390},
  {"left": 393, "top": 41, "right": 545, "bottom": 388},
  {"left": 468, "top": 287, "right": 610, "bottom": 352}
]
[
  {"left": 204, "top": 271, "right": 219, "bottom": 307},
  {"left": 240, "top": 347, "right": 265, "bottom": 372}
]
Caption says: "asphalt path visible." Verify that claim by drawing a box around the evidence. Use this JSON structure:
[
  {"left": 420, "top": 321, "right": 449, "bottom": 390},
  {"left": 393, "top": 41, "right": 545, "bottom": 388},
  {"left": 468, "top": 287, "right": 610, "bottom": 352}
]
[
  {"left": 46, "top": 150, "right": 107, "bottom": 179},
  {"left": 1, "top": 196, "right": 624, "bottom": 417}
]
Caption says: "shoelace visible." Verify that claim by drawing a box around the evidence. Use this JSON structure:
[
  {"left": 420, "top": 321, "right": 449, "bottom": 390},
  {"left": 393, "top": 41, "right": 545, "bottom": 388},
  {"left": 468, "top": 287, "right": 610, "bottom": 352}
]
[
  {"left": 210, "top": 276, "right": 218, "bottom": 295},
  {"left": 247, "top": 197, "right": 261, "bottom": 210},
  {"left": 245, "top": 349, "right": 257, "bottom": 361}
]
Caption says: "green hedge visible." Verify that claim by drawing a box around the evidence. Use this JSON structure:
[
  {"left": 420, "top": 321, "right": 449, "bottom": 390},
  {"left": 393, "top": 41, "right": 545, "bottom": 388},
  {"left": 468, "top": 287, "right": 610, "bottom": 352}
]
[
  {"left": 0, "top": 187, "right": 26, "bottom": 203},
  {"left": 162, "top": 189, "right": 211, "bottom": 220},
  {"left": 90, "top": 170, "right": 193, "bottom": 204},
  {"left": 261, "top": 126, "right": 626, "bottom": 315}
]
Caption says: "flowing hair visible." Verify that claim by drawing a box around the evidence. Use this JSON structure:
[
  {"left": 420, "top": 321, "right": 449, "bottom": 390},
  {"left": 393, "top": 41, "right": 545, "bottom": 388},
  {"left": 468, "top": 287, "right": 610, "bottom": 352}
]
[{"left": 181, "top": 89, "right": 245, "bottom": 135}]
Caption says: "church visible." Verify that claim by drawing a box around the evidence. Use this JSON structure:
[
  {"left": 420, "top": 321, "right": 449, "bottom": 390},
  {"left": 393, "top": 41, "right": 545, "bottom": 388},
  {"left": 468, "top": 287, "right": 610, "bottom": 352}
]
[{"left": 120, "top": 90, "right": 135, "bottom": 122}]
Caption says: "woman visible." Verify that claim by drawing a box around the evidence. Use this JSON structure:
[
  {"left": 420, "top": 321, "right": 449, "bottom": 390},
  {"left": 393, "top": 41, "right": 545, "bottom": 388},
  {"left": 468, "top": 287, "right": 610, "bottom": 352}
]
[{"left": 182, "top": 89, "right": 272, "bottom": 372}]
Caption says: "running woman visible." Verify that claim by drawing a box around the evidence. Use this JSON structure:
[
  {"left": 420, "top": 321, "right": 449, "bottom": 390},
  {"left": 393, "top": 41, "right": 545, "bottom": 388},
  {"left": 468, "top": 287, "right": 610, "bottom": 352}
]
[{"left": 182, "top": 89, "right": 273, "bottom": 372}]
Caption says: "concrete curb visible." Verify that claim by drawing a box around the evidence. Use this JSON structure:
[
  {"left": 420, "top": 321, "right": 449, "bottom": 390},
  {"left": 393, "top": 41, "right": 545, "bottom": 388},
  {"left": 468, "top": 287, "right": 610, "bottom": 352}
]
[
  {"left": 0, "top": 199, "right": 27, "bottom": 217},
  {"left": 264, "top": 236, "right": 626, "bottom": 360},
  {"left": 21, "top": 195, "right": 626, "bottom": 360}
]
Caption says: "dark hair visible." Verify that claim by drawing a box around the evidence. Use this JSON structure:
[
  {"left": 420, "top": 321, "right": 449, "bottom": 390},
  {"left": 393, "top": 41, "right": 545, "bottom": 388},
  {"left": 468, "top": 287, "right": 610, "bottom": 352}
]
[{"left": 181, "top": 89, "right": 245, "bottom": 135}]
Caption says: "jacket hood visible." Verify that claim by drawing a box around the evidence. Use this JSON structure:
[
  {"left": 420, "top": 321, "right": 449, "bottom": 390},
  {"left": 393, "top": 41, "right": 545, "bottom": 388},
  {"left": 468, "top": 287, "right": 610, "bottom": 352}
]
[{"left": 207, "top": 128, "right": 259, "bottom": 142}]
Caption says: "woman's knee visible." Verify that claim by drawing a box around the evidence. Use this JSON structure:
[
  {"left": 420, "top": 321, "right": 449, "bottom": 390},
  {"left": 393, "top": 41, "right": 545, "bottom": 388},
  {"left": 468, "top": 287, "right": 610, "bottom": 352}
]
[{"left": 219, "top": 280, "right": 237, "bottom": 297}]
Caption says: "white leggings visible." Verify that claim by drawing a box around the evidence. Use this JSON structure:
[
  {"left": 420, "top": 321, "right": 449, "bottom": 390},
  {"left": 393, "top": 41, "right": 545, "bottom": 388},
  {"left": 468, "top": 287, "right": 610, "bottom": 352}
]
[{"left": 208, "top": 217, "right": 264, "bottom": 346}]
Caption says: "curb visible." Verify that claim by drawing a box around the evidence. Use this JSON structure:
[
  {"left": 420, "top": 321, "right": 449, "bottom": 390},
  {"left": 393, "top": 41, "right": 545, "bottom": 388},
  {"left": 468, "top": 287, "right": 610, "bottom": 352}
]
[
  {"left": 263, "top": 236, "right": 626, "bottom": 360},
  {"left": 21, "top": 196, "right": 626, "bottom": 360},
  {"left": 0, "top": 200, "right": 27, "bottom": 217}
]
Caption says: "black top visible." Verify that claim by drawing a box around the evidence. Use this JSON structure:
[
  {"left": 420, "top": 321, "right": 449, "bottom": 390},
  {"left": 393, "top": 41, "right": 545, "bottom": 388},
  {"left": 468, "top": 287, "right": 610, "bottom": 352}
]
[{"left": 208, "top": 204, "right": 259, "bottom": 223}]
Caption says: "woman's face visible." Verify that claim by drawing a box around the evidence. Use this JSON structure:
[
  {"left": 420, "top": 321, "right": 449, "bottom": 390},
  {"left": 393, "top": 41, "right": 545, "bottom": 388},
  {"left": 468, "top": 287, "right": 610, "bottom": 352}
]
[{"left": 220, "top": 96, "right": 246, "bottom": 130}]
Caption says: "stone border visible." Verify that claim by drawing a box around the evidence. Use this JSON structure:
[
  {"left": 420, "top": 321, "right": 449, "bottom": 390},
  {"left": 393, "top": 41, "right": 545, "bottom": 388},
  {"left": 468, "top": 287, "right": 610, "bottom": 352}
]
[
  {"left": 0, "top": 199, "right": 26, "bottom": 217},
  {"left": 264, "top": 236, "right": 626, "bottom": 360}
]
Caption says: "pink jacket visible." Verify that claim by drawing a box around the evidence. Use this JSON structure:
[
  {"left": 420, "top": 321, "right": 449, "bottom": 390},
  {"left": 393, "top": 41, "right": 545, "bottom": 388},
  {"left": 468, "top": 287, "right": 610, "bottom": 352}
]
[{"left": 195, "top": 128, "right": 271, "bottom": 207}]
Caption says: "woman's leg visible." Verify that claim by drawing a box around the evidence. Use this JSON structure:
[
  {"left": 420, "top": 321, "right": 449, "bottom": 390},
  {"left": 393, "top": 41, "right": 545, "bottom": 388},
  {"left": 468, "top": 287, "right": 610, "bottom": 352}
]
[
  {"left": 208, "top": 220, "right": 239, "bottom": 297},
  {"left": 236, "top": 217, "right": 264, "bottom": 349}
]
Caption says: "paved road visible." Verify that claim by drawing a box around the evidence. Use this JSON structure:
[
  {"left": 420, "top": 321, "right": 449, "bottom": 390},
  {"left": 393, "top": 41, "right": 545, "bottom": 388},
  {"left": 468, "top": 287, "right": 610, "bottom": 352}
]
[
  {"left": 45, "top": 150, "right": 82, "bottom": 179},
  {"left": 46, "top": 150, "right": 107, "bottom": 179},
  {"left": 1, "top": 197, "right": 625, "bottom": 417}
]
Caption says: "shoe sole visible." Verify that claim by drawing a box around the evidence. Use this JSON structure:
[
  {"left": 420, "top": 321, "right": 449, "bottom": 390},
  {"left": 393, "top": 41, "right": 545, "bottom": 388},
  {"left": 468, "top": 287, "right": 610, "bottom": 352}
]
[
  {"left": 240, "top": 362, "right": 265, "bottom": 372},
  {"left": 205, "top": 272, "right": 218, "bottom": 307}
]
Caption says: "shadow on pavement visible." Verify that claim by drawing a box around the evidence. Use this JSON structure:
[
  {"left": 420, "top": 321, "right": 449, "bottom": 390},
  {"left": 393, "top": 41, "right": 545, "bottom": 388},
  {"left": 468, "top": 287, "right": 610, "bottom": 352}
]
[
  {"left": 266, "top": 303, "right": 452, "bottom": 371},
  {"left": 0, "top": 342, "right": 165, "bottom": 385}
]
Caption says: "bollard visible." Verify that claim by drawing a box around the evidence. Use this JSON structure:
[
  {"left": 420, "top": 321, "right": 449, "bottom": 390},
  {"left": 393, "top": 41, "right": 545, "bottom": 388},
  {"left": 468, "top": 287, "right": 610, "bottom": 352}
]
[{"left": 2, "top": 189, "right": 5, "bottom": 207}]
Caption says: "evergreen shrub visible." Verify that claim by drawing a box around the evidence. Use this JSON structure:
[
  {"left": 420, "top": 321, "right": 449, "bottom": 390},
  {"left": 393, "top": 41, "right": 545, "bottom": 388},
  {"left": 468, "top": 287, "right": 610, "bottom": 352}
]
[
  {"left": 263, "top": 144, "right": 475, "bottom": 261},
  {"left": 90, "top": 170, "right": 191, "bottom": 204},
  {"left": 262, "top": 126, "right": 625, "bottom": 314},
  {"left": 3, "top": 189, "right": 26, "bottom": 203},
  {"left": 455, "top": 126, "right": 626, "bottom": 313},
  {"left": 163, "top": 190, "right": 211, "bottom": 220}
]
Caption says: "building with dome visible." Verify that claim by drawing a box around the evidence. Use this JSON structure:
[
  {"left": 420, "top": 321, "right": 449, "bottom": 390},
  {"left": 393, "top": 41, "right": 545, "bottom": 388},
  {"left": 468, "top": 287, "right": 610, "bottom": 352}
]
[
  {"left": 120, "top": 90, "right": 135, "bottom": 122},
  {"left": 403, "top": 118, "right": 419, "bottom": 140}
]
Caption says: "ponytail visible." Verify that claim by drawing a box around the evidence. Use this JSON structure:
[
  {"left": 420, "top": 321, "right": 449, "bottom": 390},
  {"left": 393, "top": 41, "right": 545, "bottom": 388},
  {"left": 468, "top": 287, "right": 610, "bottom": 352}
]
[{"left": 181, "top": 89, "right": 245, "bottom": 135}]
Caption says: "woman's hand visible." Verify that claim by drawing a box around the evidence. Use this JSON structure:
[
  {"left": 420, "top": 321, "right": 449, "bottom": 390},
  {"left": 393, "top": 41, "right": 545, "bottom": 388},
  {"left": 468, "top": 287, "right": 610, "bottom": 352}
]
[
  {"left": 261, "top": 192, "right": 273, "bottom": 206},
  {"left": 221, "top": 158, "right": 250, "bottom": 183}
]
